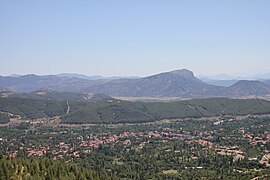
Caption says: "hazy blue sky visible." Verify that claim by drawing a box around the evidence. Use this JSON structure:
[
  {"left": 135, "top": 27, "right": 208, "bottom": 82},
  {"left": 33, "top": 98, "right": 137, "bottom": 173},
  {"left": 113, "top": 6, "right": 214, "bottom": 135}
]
[{"left": 0, "top": 0, "right": 269, "bottom": 77}]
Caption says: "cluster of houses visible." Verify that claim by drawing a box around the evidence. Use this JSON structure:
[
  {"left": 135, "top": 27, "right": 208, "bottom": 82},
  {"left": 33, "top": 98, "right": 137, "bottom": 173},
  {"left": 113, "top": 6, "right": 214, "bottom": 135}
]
[
  {"left": 239, "top": 127, "right": 270, "bottom": 149},
  {"left": 2, "top": 124, "right": 270, "bottom": 166},
  {"left": 3, "top": 129, "right": 193, "bottom": 159}
]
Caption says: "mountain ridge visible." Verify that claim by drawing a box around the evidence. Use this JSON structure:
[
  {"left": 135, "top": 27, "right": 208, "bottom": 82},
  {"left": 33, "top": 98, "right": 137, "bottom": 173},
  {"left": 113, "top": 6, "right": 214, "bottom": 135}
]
[
  {"left": 1, "top": 69, "right": 270, "bottom": 98},
  {"left": 228, "top": 80, "right": 270, "bottom": 96}
]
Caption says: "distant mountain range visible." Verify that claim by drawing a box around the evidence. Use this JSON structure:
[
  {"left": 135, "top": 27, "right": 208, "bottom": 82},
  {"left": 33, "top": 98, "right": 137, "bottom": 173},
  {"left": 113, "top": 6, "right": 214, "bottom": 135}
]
[
  {"left": 56, "top": 73, "right": 107, "bottom": 80},
  {"left": 198, "top": 73, "right": 270, "bottom": 81},
  {"left": 1, "top": 69, "right": 270, "bottom": 98},
  {"left": 10, "top": 73, "right": 140, "bottom": 81},
  {"left": 0, "top": 74, "right": 93, "bottom": 93}
]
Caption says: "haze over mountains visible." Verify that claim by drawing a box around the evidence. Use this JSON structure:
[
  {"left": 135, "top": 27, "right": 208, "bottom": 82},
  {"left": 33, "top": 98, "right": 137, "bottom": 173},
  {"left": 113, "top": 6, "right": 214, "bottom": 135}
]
[{"left": 1, "top": 69, "right": 270, "bottom": 99}]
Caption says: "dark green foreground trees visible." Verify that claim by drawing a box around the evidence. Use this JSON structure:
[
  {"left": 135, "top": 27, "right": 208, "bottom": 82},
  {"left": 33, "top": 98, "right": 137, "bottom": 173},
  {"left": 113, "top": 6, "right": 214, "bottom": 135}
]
[{"left": 0, "top": 156, "right": 117, "bottom": 180}]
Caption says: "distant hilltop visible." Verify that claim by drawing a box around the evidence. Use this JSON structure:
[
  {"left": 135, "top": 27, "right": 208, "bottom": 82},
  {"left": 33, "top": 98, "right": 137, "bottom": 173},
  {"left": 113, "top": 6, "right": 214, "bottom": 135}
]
[{"left": 1, "top": 69, "right": 270, "bottom": 99}]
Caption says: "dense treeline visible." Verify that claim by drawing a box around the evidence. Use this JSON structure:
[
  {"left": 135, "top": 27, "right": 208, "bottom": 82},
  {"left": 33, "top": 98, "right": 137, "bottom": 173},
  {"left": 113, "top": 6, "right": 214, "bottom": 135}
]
[{"left": 0, "top": 156, "right": 117, "bottom": 180}]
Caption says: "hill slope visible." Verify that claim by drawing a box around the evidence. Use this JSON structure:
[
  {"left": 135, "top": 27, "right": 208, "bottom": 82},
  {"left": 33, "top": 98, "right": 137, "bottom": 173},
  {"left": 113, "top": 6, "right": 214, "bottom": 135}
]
[
  {"left": 0, "top": 97, "right": 67, "bottom": 119},
  {"left": 1, "top": 96, "right": 270, "bottom": 124},
  {"left": 228, "top": 80, "right": 270, "bottom": 96},
  {"left": 62, "top": 98, "right": 270, "bottom": 124},
  {"left": 263, "top": 79, "right": 270, "bottom": 86},
  {"left": 85, "top": 69, "right": 226, "bottom": 97}
]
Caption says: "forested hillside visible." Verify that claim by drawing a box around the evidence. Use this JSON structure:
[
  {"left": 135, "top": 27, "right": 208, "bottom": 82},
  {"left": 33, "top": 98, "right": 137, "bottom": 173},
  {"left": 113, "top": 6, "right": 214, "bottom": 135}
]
[
  {"left": 1, "top": 97, "right": 270, "bottom": 124},
  {"left": 62, "top": 98, "right": 270, "bottom": 124},
  {"left": 0, "top": 97, "right": 67, "bottom": 120}
]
